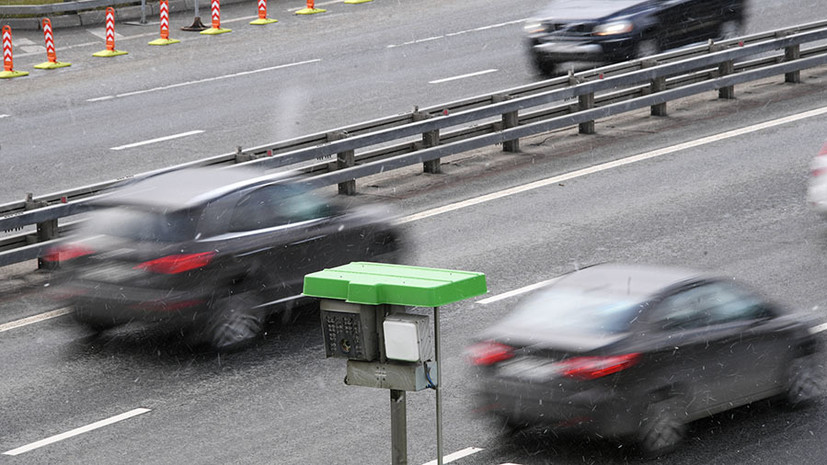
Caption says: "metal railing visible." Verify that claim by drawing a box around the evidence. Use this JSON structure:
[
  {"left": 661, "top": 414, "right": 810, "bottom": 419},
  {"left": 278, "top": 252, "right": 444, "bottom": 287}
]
[{"left": 2, "top": 20, "right": 827, "bottom": 268}]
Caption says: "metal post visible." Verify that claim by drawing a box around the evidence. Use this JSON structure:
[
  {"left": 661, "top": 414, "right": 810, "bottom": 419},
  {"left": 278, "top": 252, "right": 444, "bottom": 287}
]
[
  {"left": 328, "top": 131, "right": 356, "bottom": 195},
  {"left": 391, "top": 389, "right": 407, "bottom": 465},
  {"left": 434, "top": 306, "right": 443, "bottom": 465},
  {"left": 785, "top": 44, "right": 801, "bottom": 83},
  {"left": 413, "top": 111, "right": 441, "bottom": 174},
  {"left": 140, "top": 0, "right": 147, "bottom": 24}
]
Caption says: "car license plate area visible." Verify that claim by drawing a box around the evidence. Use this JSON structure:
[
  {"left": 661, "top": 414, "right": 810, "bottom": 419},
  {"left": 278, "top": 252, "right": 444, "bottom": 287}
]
[
  {"left": 80, "top": 264, "right": 143, "bottom": 283},
  {"left": 497, "top": 356, "right": 561, "bottom": 382}
]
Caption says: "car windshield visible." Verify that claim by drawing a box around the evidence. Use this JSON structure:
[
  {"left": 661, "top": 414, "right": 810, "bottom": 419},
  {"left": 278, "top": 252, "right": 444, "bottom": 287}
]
[
  {"left": 501, "top": 286, "right": 642, "bottom": 334},
  {"left": 82, "top": 207, "right": 200, "bottom": 242}
]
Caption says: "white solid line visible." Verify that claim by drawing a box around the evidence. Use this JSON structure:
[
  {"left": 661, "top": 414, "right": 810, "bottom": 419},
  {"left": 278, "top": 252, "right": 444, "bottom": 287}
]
[
  {"left": 110, "top": 130, "right": 204, "bottom": 151},
  {"left": 388, "top": 19, "right": 525, "bottom": 48},
  {"left": 429, "top": 69, "right": 498, "bottom": 84},
  {"left": 0, "top": 308, "right": 73, "bottom": 333},
  {"left": 0, "top": 114, "right": 10, "bottom": 118},
  {"left": 422, "top": 447, "right": 484, "bottom": 465},
  {"left": 87, "top": 59, "right": 321, "bottom": 102},
  {"left": 478, "top": 277, "right": 562, "bottom": 305},
  {"left": 810, "top": 322, "right": 827, "bottom": 334},
  {"left": 3, "top": 408, "right": 151, "bottom": 456},
  {"left": 395, "top": 106, "right": 827, "bottom": 225}
]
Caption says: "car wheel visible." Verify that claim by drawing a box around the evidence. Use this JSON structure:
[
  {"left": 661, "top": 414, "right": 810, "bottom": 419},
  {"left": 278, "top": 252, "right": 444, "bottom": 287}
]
[
  {"left": 73, "top": 306, "right": 119, "bottom": 332},
  {"left": 785, "top": 355, "right": 824, "bottom": 408},
  {"left": 634, "top": 38, "right": 660, "bottom": 59},
  {"left": 206, "top": 294, "right": 265, "bottom": 352},
  {"left": 718, "top": 20, "right": 743, "bottom": 40},
  {"left": 637, "top": 397, "right": 686, "bottom": 458},
  {"left": 531, "top": 55, "right": 559, "bottom": 78}
]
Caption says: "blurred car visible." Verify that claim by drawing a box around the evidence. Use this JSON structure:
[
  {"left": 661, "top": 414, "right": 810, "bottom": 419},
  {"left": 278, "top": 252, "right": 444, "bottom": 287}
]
[
  {"left": 807, "top": 141, "right": 827, "bottom": 217},
  {"left": 466, "top": 263, "right": 822, "bottom": 457},
  {"left": 525, "top": 0, "right": 746, "bottom": 77},
  {"left": 47, "top": 167, "right": 404, "bottom": 351}
]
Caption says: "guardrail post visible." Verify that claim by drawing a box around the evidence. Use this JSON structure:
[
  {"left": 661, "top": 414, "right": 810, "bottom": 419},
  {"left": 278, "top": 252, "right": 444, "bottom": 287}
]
[
  {"left": 493, "top": 94, "right": 521, "bottom": 151},
  {"left": 413, "top": 111, "right": 441, "bottom": 174},
  {"left": 25, "top": 193, "right": 58, "bottom": 270},
  {"left": 567, "top": 74, "right": 595, "bottom": 134},
  {"left": 711, "top": 41, "right": 736, "bottom": 99},
  {"left": 328, "top": 131, "right": 356, "bottom": 195},
  {"left": 784, "top": 44, "right": 801, "bottom": 83},
  {"left": 642, "top": 59, "right": 668, "bottom": 116}
]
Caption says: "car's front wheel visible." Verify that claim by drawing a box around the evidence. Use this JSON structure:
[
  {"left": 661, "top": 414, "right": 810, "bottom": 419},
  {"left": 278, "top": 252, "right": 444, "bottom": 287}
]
[
  {"left": 785, "top": 355, "right": 824, "bottom": 408},
  {"left": 206, "top": 294, "right": 265, "bottom": 352},
  {"left": 636, "top": 396, "right": 686, "bottom": 458}
]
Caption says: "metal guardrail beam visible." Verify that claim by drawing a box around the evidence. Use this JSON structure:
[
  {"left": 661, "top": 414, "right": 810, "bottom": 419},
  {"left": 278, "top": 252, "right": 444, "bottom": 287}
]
[{"left": 2, "top": 21, "right": 827, "bottom": 267}]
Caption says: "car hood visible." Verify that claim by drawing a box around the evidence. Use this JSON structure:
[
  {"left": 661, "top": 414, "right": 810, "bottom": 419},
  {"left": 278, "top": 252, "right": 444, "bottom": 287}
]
[{"left": 536, "top": 0, "right": 651, "bottom": 22}]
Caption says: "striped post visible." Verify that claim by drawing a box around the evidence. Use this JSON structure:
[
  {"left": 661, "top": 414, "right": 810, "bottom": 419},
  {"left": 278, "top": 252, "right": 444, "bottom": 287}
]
[
  {"left": 149, "top": 0, "right": 181, "bottom": 45},
  {"left": 201, "top": 0, "right": 231, "bottom": 34},
  {"left": 296, "top": 0, "right": 326, "bottom": 15},
  {"left": 250, "top": 0, "right": 278, "bottom": 25},
  {"left": 34, "top": 19, "right": 71, "bottom": 69},
  {"left": 93, "top": 8, "right": 128, "bottom": 56},
  {"left": 0, "top": 25, "right": 29, "bottom": 79}
]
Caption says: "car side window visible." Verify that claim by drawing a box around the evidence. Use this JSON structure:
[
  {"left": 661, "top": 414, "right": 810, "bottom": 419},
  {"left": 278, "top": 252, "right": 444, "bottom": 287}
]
[
  {"left": 651, "top": 282, "right": 771, "bottom": 331},
  {"left": 651, "top": 285, "right": 715, "bottom": 331},
  {"left": 229, "top": 185, "right": 329, "bottom": 232}
]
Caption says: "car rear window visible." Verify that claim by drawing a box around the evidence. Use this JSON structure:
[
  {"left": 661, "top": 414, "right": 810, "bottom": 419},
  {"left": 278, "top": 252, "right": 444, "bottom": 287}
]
[
  {"left": 82, "top": 207, "right": 200, "bottom": 242},
  {"left": 502, "top": 287, "right": 642, "bottom": 334}
]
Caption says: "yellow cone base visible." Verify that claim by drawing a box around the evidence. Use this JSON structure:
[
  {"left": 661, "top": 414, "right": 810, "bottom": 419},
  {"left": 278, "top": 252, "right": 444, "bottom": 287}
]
[
  {"left": 0, "top": 69, "right": 29, "bottom": 79},
  {"left": 200, "top": 27, "right": 231, "bottom": 35},
  {"left": 344, "top": 0, "right": 372, "bottom": 3},
  {"left": 295, "top": 7, "right": 326, "bottom": 14},
  {"left": 93, "top": 49, "right": 128, "bottom": 57},
  {"left": 34, "top": 61, "right": 72, "bottom": 69},
  {"left": 148, "top": 37, "right": 181, "bottom": 45},
  {"left": 250, "top": 17, "right": 278, "bottom": 25}
]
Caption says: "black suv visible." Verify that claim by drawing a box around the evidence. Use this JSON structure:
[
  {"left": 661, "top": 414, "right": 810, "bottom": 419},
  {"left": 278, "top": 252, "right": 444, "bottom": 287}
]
[
  {"left": 526, "top": 0, "right": 746, "bottom": 77},
  {"left": 48, "top": 167, "right": 403, "bottom": 350}
]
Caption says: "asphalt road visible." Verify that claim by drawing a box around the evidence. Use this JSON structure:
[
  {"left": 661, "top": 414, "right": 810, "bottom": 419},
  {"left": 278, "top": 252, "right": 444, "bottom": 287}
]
[{"left": 2, "top": 0, "right": 827, "bottom": 464}]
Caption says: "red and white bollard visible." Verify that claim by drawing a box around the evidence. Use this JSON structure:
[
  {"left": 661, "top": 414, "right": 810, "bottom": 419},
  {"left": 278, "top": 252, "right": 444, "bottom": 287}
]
[
  {"left": 149, "top": 0, "right": 181, "bottom": 45},
  {"left": 250, "top": 0, "right": 278, "bottom": 25},
  {"left": 296, "top": 0, "right": 326, "bottom": 15},
  {"left": 1, "top": 25, "right": 29, "bottom": 79},
  {"left": 93, "top": 7, "right": 128, "bottom": 57},
  {"left": 201, "top": 0, "right": 231, "bottom": 35},
  {"left": 35, "top": 19, "right": 71, "bottom": 69}
]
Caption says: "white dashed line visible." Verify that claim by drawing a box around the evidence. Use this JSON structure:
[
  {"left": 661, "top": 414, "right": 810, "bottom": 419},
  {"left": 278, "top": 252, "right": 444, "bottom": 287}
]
[
  {"left": 388, "top": 19, "right": 526, "bottom": 48},
  {"left": 429, "top": 69, "right": 498, "bottom": 84},
  {"left": 3, "top": 408, "right": 151, "bottom": 456},
  {"left": 810, "top": 322, "right": 827, "bottom": 334},
  {"left": 422, "top": 447, "right": 484, "bottom": 465},
  {"left": 110, "top": 130, "right": 204, "bottom": 151},
  {"left": 477, "top": 277, "right": 561, "bottom": 304},
  {"left": 0, "top": 307, "right": 73, "bottom": 333}
]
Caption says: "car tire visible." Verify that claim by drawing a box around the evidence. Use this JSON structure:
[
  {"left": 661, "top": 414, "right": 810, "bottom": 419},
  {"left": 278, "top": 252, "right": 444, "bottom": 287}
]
[
  {"left": 73, "top": 306, "right": 119, "bottom": 332},
  {"left": 531, "top": 55, "right": 559, "bottom": 78},
  {"left": 206, "top": 294, "right": 265, "bottom": 352},
  {"left": 718, "top": 20, "right": 743, "bottom": 40},
  {"left": 785, "top": 355, "right": 824, "bottom": 408},
  {"left": 634, "top": 38, "right": 660, "bottom": 59},
  {"left": 637, "top": 397, "right": 686, "bottom": 458}
]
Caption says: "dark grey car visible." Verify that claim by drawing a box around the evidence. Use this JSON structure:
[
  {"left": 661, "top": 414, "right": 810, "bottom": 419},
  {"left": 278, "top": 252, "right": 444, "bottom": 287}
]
[
  {"left": 467, "top": 263, "right": 822, "bottom": 456},
  {"left": 47, "top": 167, "right": 403, "bottom": 351}
]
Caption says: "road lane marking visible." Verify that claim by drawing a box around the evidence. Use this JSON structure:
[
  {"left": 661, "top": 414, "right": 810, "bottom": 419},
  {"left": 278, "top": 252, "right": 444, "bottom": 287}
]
[
  {"left": 2, "top": 408, "right": 151, "bottom": 456},
  {"left": 87, "top": 59, "right": 321, "bottom": 102},
  {"left": 429, "top": 69, "right": 498, "bottom": 84},
  {"left": 388, "top": 19, "right": 525, "bottom": 48},
  {"left": 811, "top": 322, "right": 827, "bottom": 334},
  {"left": 110, "top": 130, "right": 204, "bottom": 151},
  {"left": 422, "top": 447, "right": 483, "bottom": 465},
  {"left": 0, "top": 307, "right": 73, "bottom": 333},
  {"left": 477, "top": 277, "right": 562, "bottom": 304},
  {"left": 395, "top": 105, "right": 827, "bottom": 225},
  {"left": 0, "top": 114, "right": 9, "bottom": 119}
]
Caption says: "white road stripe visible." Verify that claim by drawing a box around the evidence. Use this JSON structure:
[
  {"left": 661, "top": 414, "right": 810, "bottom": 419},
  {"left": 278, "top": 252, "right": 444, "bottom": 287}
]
[
  {"left": 2, "top": 408, "right": 151, "bottom": 456},
  {"left": 395, "top": 106, "right": 827, "bottom": 225},
  {"left": 422, "top": 447, "right": 483, "bottom": 465},
  {"left": 87, "top": 59, "right": 321, "bottom": 102},
  {"left": 478, "top": 277, "right": 561, "bottom": 304},
  {"left": 0, "top": 307, "right": 73, "bottom": 333},
  {"left": 429, "top": 69, "right": 498, "bottom": 84},
  {"left": 0, "top": 114, "right": 10, "bottom": 119},
  {"left": 388, "top": 19, "right": 525, "bottom": 48},
  {"left": 810, "top": 322, "right": 827, "bottom": 334},
  {"left": 110, "top": 130, "right": 204, "bottom": 151}
]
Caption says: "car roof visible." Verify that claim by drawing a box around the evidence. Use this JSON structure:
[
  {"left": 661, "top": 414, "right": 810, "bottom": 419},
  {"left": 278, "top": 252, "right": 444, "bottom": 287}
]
[
  {"left": 95, "top": 167, "right": 301, "bottom": 210},
  {"left": 552, "top": 263, "right": 708, "bottom": 300}
]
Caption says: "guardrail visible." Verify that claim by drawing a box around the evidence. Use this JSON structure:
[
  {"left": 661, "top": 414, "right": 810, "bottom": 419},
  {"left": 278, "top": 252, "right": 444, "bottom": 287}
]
[{"left": 2, "top": 19, "right": 827, "bottom": 268}]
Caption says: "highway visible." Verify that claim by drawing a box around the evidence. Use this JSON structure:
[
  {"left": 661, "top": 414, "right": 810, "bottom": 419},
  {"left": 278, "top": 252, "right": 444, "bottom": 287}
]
[{"left": 2, "top": 0, "right": 827, "bottom": 463}]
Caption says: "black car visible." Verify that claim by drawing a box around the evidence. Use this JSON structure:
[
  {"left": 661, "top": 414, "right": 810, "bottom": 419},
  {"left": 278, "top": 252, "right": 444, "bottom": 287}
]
[
  {"left": 47, "top": 167, "right": 403, "bottom": 351},
  {"left": 467, "top": 263, "right": 822, "bottom": 456},
  {"left": 526, "top": 0, "right": 746, "bottom": 76}
]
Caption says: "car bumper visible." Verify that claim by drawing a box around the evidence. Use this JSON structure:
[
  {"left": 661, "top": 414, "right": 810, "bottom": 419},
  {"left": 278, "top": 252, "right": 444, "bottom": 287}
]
[{"left": 530, "top": 37, "right": 636, "bottom": 64}]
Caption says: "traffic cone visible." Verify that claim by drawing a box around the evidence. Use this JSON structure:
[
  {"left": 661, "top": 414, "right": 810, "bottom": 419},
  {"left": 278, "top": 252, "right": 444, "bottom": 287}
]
[
  {"left": 201, "top": 0, "right": 231, "bottom": 35},
  {"left": 149, "top": 0, "right": 181, "bottom": 45},
  {"left": 295, "top": 0, "right": 326, "bottom": 15},
  {"left": 250, "top": 0, "right": 278, "bottom": 25},
  {"left": 34, "top": 19, "right": 71, "bottom": 69},
  {"left": 93, "top": 8, "right": 128, "bottom": 57},
  {"left": 1, "top": 26, "right": 29, "bottom": 79}
]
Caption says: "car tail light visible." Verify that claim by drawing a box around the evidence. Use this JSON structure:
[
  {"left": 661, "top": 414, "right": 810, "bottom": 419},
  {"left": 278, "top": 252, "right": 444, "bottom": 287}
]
[
  {"left": 466, "top": 341, "right": 515, "bottom": 366},
  {"left": 556, "top": 353, "right": 640, "bottom": 380},
  {"left": 42, "top": 243, "right": 95, "bottom": 263},
  {"left": 134, "top": 252, "right": 215, "bottom": 274}
]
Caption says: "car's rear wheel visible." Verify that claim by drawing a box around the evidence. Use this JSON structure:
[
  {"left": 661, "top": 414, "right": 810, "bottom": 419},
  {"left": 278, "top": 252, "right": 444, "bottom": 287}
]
[
  {"left": 206, "top": 294, "right": 265, "bottom": 352},
  {"left": 785, "top": 355, "right": 824, "bottom": 408},
  {"left": 531, "top": 55, "right": 559, "bottom": 78},
  {"left": 637, "top": 397, "right": 686, "bottom": 458},
  {"left": 73, "top": 306, "right": 120, "bottom": 332}
]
